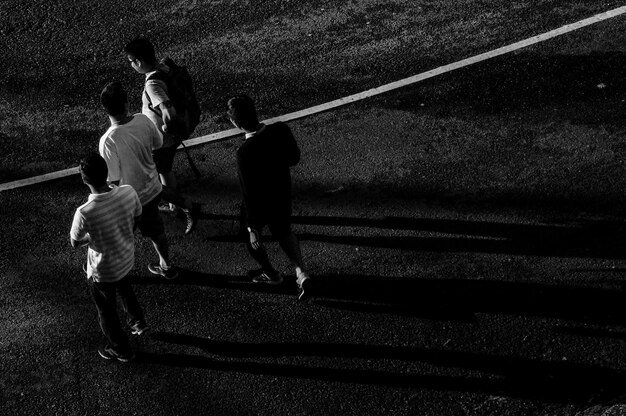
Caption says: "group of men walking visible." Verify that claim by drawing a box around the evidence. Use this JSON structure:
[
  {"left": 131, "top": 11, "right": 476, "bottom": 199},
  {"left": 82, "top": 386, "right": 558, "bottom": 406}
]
[{"left": 69, "top": 37, "right": 311, "bottom": 362}]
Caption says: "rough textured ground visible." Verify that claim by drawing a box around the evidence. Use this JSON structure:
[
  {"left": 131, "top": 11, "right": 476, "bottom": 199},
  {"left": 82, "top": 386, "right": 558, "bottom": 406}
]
[
  {"left": 4, "top": 2, "right": 626, "bottom": 415},
  {"left": 1, "top": 0, "right": 623, "bottom": 181}
]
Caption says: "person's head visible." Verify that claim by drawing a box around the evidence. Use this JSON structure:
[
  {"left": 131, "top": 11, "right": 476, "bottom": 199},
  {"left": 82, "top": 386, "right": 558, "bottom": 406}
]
[
  {"left": 79, "top": 153, "right": 108, "bottom": 188},
  {"left": 100, "top": 81, "right": 128, "bottom": 117},
  {"left": 125, "top": 37, "right": 157, "bottom": 74},
  {"left": 227, "top": 95, "right": 259, "bottom": 131}
]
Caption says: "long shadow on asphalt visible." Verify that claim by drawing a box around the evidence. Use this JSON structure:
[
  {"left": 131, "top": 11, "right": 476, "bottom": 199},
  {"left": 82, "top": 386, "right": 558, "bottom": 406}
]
[
  {"left": 309, "top": 275, "right": 626, "bottom": 325},
  {"left": 139, "top": 331, "right": 626, "bottom": 404},
  {"left": 175, "top": 215, "right": 626, "bottom": 324},
  {"left": 205, "top": 214, "right": 626, "bottom": 259},
  {"left": 131, "top": 272, "right": 626, "bottom": 326}
]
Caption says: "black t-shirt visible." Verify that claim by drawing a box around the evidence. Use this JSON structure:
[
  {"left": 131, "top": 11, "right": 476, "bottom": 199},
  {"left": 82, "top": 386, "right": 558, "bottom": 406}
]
[{"left": 236, "top": 122, "right": 300, "bottom": 225}]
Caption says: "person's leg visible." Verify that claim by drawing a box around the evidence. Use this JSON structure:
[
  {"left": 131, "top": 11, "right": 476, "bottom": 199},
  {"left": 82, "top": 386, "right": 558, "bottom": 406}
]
[
  {"left": 139, "top": 195, "right": 170, "bottom": 266},
  {"left": 139, "top": 195, "right": 178, "bottom": 279},
  {"left": 161, "top": 184, "right": 192, "bottom": 210},
  {"left": 245, "top": 228, "right": 278, "bottom": 276},
  {"left": 155, "top": 146, "right": 198, "bottom": 235},
  {"left": 116, "top": 277, "right": 148, "bottom": 333},
  {"left": 278, "top": 232, "right": 306, "bottom": 275},
  {"left": 150, "top": 233, "right": 171, "bottom": 268},
  {"left": 88, "top": 278, "right": 132, "bottom": 354},
  {"left": 270, "top": 220, "right": 307, "bottom": 276},
  {"left": 272, "top": 220, "right": 311, "bottom": 300},
  {"left": 154, "top": 146, "right": 192, "bottom": 209}
]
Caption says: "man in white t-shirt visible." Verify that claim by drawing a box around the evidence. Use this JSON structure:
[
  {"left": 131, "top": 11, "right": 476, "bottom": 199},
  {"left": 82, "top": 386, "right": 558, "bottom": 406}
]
[
  {"left": 70, "top": 153, "right": 146, "bottom": 362},
  {"left": 99, "top": 81, "right": 180, "bottom": 280}
]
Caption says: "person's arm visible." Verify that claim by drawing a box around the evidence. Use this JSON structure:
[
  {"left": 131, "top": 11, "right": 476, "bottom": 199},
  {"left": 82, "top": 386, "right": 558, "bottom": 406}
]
[
  {"left": 146, "top": 79, "right": 179, "bottom": 134},
  {"left": 71, "top": 236, "right": 90, "bottom": 248},
  {"left": 237, "top": 147, "right": 260, "bottom": 228},
  {"left": 280, "top": 124, "right": 301, "bottom": 166},
  {"left": 99, "top": 137, "right": 122, "bottom": 185},
  {"left": 69, "top": 210, "right": 90, "bottom": 248},
  {"left": 156, "top": 101, "right": 179, "bottom": 134}
]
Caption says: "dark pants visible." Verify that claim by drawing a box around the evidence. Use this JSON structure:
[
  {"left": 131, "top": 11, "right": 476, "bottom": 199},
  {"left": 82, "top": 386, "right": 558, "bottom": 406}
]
[
  {"left": 88, "top": 276, "right": 145, "bottom": 354},
  {"left": 240, "top": 202, "right": 292, "bottom": 274}
]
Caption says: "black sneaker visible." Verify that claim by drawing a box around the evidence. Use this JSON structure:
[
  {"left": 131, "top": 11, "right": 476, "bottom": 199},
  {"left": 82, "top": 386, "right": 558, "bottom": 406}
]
[
  {"left": 148, "top": 263, "right": 179, "bottom": 280},
  {"left": 251, "top": 270, "right": 283, "bottom": 285},
  {"left": 159, "top": 203, "right": 182, "bottom": 218},
  {"left": 130, "top": 321, "right": 149, "bottom": 336},
  {"left": 183, "top": 203, "right": 201, "bottom": 235},
  {"left": 98, "top": 345, "right": 135, "bottom": 362}
]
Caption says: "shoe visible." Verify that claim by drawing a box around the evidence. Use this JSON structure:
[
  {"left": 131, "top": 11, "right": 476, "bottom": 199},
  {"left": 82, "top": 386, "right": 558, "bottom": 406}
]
[
  {"left": 251, "top": 270, "right": 283, "bottom": 285},
  {"left": 158, "top": 203, "right": 181, "bottom": 218},
  {"left": 297, "top": 273, "right": 311, "bottom": 301},
  {"left": 182, "top": 203, "right": 201, "bottom": 235},
  {"left": 98, "top": 345, "right": 135, "bottom": 362},
  {"left": 148, "top": 263, "right": 179, "bottom": 280},
  {"left": 130, "top": 321, "right": 149, "bottom": 336}
]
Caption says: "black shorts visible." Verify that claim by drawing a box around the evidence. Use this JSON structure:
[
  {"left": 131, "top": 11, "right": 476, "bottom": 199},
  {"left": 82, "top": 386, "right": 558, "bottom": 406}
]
[
  {"left": 152, "top": 146, "right": 177, "bottom": 174},
  {"left": 241, "top": 203, "right": 292, "bottom": 239},
  {"left": 249, "top": 217, "right": 292, "bottom": 240},
  {"left": 137, "top": 193, "right": 165, "bottom": 238}
]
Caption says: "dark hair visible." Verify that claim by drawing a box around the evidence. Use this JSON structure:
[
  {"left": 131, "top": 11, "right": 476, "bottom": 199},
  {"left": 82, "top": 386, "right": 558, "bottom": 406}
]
[
  {"left": 100, "top": 81, "right": 127, "bottom": 116},
  {"left": 125, "top": 37, "right": 157, "bottom": 65},
  {"left": 79, "top": 153, "right": 108, "bottom": 187},
  {"left": 227, "top": 95, "right": 259, "bottom": 131}
]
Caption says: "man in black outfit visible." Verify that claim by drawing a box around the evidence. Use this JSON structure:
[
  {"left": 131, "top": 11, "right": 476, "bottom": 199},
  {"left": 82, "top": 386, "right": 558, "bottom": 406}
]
[{"left": 227, "top": 94, "right": 311, "bottom": 301}]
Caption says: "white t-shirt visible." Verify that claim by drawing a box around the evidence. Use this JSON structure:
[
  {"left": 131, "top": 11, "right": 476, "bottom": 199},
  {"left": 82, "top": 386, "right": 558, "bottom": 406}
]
[
  {"left": 143, "top": 68, "right": 169, "bottom": 132},
  {"left": 99, "top": 114, "right": 163, "bottom": 205},
  {"left": 70, "top": 185, "right": 142, "bottom": 282}
]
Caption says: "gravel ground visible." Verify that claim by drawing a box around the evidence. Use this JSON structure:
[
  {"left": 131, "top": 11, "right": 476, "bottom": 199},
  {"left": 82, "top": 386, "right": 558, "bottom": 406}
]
[{"left": 4, "top": 2, "right": 626, "bottom": 415}]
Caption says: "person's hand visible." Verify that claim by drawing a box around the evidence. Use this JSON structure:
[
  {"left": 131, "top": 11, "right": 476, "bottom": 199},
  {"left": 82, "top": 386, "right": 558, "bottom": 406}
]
[{"left": 248, "top": 227, "right": 261, "bottom": 250}]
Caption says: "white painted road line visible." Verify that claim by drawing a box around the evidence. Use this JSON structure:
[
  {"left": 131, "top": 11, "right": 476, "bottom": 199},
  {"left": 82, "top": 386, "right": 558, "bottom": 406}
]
[{"left": 2, "top": 5, "right": 626, "bottom": 193}]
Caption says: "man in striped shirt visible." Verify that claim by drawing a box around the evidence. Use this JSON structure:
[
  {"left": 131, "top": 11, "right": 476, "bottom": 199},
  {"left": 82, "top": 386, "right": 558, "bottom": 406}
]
[{"left": 70, "top": 153, "right": 147, "bottom": 362}]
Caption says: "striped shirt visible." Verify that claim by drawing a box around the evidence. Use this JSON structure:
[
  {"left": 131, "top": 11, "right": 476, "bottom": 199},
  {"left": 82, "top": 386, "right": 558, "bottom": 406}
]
[{"left": 70, "top": 185, "right": 142, "bottom": 282}]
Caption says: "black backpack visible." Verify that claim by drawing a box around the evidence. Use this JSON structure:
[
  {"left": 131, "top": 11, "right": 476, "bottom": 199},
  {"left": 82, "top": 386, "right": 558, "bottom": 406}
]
[{"left": 146, "top": 57, "right": 201, "bottom": 137}]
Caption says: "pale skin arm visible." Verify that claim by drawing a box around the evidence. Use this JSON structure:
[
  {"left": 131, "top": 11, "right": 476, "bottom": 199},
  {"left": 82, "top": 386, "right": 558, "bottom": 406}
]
[
  {"left": 70, "top": 236, "right": 90, "bottom": 248},
  {"left": 158, "top": 101, "right": 178, "bottom": 133}
]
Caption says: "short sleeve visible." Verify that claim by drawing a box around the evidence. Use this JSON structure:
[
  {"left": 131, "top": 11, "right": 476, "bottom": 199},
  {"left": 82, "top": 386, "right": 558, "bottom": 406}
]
[
  {"left": 98, "top": 136, "right": 121, "bottom": 183},
  {"left": 145, "top": 79, "right": 169, "bottom": 109},
  {"left": 69, "top": 209, "right": 87, "bottom": 241},
  {"left": 133, "top": 190, "right": 142, "bottom": 217}
]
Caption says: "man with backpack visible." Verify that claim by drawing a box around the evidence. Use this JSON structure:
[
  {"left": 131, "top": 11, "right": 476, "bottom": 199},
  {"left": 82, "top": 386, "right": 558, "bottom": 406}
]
[{"left": 125, "top": 37, "right": 200, "bottom": 235}]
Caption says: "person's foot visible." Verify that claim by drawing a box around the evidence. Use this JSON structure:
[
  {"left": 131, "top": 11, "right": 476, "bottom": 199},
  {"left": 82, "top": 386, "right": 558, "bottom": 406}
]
[
  {"left": 158, "top": 202, "right": 181, "bottom": 217},
  {"left": 98, "top": 345, "right": 135, "bottom": 362},
  {"left": 250, "top": 269, "right": 283, "bottom": 285},
  {"left": 296, "top": 273, "right": 311, "bottom": 301},
  {"left": 182, "top": 203, "right": 201, "bottom": 235},
  {"left": 148, "top": 263, "right": 179, "bottom": 280},
  {"left": 129, "top": 321, "right": 150, "bottom": 336}
]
